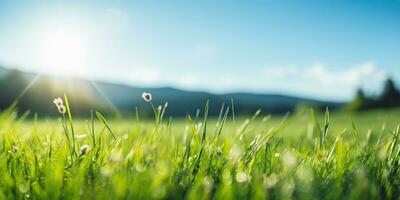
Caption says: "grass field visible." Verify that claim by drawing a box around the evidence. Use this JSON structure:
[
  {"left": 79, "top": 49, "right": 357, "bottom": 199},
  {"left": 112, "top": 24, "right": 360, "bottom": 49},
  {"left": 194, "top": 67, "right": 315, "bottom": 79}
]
[{"left": 0, "top": 98, "right": 400, "bottom": 199}]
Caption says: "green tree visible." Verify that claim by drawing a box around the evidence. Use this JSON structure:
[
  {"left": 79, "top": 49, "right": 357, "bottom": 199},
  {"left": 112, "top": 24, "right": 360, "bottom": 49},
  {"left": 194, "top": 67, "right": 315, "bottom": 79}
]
[
  {"left": 379, "top": 78, "right": 400, "bottom": 107},
  {"left": 347, "top": 88, "right": 374, "bottom": 110}
]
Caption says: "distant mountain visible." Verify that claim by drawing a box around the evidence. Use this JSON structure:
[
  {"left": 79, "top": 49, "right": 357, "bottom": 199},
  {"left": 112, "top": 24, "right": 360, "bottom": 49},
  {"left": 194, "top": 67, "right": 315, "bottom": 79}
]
[
  {"left": 0, "top": 66, "right": 8, "bottom": 78},
  {"left": 93, "top": 83, "right": 341, "bottom": 116},
  {"left": 0, "top": 66, "right": 343, "bottom": 117}
]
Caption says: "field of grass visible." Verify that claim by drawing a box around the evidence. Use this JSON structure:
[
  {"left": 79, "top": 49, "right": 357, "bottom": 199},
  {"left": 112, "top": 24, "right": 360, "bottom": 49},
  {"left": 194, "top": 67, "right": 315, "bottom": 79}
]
[{"left": 0, "top": 98, "right": 400, "bottom": 199}]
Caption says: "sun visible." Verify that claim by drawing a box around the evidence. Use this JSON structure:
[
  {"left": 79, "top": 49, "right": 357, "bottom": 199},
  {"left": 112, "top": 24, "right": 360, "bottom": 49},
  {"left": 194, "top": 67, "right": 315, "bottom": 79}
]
[{"left": 38, "top": 28, "right": 88, "bottom": 76}]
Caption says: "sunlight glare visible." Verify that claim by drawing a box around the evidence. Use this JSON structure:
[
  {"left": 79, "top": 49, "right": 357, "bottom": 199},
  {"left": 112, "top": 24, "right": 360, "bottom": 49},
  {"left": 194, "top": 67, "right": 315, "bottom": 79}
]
[{"left": 38, "top": 29, "right": 88, "bottom": 76}]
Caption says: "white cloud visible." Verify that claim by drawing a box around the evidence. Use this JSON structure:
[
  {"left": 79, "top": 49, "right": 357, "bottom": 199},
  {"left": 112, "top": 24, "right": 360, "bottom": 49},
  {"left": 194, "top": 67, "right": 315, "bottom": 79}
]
[
  {"left": 263, "top": 65, "right": 299, "bottom": 79},
  {"left": 127, "top": 68, "right": 200, "bottom": 89},
  {"left": 177, "top": 74, "right": 198, "bottom": 87},
  {"left": 259, "top": 61, "right": 389, "bottom": 100},
  {"left": 219, "top": 74, "right": 236, "bottom": 87},
  {"left": 109, "top": 61, "right": 388, "bottom": 101},
  {"left": 306, "top": 61, "right": 387, "bottom": 89},
  {"left": 129, "top": 67, "right": 162, "bottom": 84},
  {"left": 263, "top": 62, "right": 387, "bottom": 89}
]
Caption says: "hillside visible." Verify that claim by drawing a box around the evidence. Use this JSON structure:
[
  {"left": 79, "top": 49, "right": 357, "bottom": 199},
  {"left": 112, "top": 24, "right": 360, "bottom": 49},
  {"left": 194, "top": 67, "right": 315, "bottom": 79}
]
[{"left": 0, "top": 66, "right": 342, "bottom": 116}]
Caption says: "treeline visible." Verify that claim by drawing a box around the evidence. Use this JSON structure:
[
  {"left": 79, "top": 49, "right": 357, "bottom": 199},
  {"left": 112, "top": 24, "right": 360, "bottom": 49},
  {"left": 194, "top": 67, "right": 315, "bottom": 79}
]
[{"left": 347, "top": 78, "right": 400, "bottom": 111}]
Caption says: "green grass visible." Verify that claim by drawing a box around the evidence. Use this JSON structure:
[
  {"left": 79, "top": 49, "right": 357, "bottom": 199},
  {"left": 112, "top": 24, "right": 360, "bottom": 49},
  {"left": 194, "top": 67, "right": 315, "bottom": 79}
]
[{"left": 0, "top": 102, "right": 400, "bottom": 199}]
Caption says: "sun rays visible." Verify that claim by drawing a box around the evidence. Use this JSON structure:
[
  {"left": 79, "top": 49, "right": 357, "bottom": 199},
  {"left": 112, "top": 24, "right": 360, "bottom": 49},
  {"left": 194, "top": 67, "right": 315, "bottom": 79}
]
[
  {"left": 89, "top": 80, "right": 121, "bottom": 115},
  {"left": 11, "top": 71, "right": 121, "bottom": 117},
  {"left": 15, "top": 73, "right": 42, "bottom": 101}
]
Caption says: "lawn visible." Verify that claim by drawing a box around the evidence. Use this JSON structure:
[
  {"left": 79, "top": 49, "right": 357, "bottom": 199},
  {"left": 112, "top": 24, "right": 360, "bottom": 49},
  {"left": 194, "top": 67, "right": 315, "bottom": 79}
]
[{"left": 0, "top": 100, "right": 399, "bottom": 199}]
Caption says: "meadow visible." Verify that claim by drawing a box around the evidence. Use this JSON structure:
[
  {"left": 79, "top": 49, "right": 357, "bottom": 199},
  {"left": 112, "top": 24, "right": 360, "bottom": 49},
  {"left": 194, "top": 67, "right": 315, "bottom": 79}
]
[{"left": 0, "top": 96, "right": 399, "bottom": 200}]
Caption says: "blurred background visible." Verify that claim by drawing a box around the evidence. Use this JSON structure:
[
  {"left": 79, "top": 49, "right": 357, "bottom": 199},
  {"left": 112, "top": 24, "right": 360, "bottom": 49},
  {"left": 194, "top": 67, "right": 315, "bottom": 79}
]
[{"left": 0, "top": 0, "right": 399, "bottom": 117}]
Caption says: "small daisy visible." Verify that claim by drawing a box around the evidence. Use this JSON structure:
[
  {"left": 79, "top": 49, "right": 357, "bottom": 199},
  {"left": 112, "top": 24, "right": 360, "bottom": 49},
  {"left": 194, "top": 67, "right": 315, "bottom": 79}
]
[
  {"left": 11, "top": 145, "right": 19, "bottom": 153},
  {"left": 53, "top": 97, "right": 66, "bottom": 114},
  {"left": 142, "top": 92, "right": 152, "bottom": 102},
  {"left": 80, "top": 144, "right": 90, "bottom": 155},
  {"left": 57, "top": 105, "right": 66, "bottom": 114},
  {"left": 53, "top": 97, "right": 63, "bottom": 107}
]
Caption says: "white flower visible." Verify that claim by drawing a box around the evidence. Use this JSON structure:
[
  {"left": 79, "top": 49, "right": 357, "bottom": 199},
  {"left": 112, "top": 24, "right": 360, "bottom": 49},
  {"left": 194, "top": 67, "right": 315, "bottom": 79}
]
[
  {"left": 236, "top": 172, "right": 250, "bottom": 183},
  {"left": 264, "top": 173, "right": 279, "bottom": 188},
  {"left": 142, "top": 92, "right": 152, "bottom": 102},
  {"left": 9, "top": 145, "right": 19, "bottom": 153},
  {"left": 101, "top": 166, "right": 113, "bottom": 177},
  {"left": 283, "top": 151, "right": 297, "bottom": 168},
  {"left": 57, "top": 105, "right": 66, "bottom": 114},
  {"left": 53, "top": 97, "right": 63, "bottom": 107},
  {"left": 80, "top": 144, "right": 90, "bottom": 155},
  {"left": 53, "top": 97, "right": 66, "bottom": 114},
  {"left": 109, "top": 151, "right": 123, "bottom": 162}
]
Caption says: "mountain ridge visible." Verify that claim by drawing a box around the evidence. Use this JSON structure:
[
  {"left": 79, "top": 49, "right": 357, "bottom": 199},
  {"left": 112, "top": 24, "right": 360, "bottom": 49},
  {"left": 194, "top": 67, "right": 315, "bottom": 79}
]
[{"left": 0, "top": 66, "right": 343, "bottom": 116}]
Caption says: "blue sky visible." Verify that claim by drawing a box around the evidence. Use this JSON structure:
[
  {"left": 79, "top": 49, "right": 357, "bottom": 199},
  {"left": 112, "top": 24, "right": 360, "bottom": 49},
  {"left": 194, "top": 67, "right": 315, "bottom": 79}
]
[{"left": 0, "top": 0, "right": 399, "bottom": 101}]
